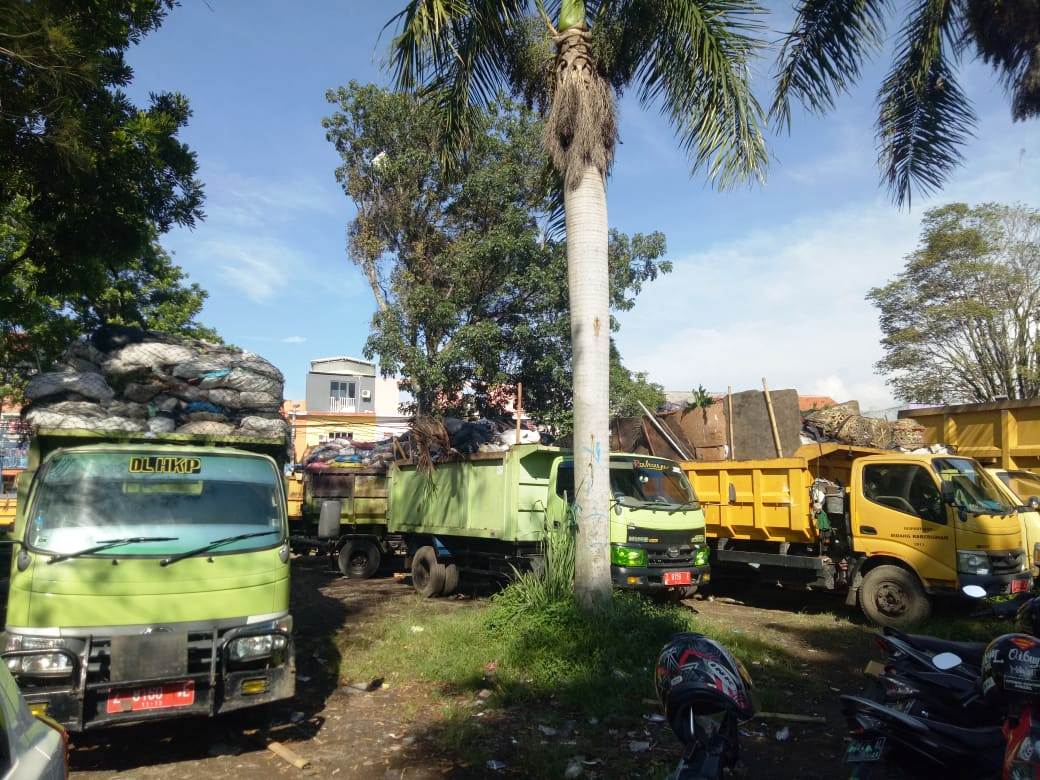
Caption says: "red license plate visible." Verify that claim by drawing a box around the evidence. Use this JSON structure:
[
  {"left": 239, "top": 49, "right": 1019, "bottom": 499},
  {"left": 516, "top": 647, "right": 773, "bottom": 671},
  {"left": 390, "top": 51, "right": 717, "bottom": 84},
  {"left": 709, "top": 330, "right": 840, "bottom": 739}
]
[
  {"left": 106, "top": 680, "right": 195, "bottom": 714},
  {"left": 663, "top": 571, "right": 692, "bottom": 586},
  {"left": 1012, "top": 578, "right": 1030, "bottom": 594}
]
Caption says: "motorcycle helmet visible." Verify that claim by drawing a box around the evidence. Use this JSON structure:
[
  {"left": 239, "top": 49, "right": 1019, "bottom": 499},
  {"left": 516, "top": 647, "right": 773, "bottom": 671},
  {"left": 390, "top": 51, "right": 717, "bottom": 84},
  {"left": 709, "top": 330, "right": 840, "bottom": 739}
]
[
  {"left": 655, "top": 633, "right": 755, "bottom": 743},
  {"left": 980, "top": 633, "right": 1040, "bottom": 704},
  {"left": 1015, "top": 596, "right": 1040, "bottom": 637}
]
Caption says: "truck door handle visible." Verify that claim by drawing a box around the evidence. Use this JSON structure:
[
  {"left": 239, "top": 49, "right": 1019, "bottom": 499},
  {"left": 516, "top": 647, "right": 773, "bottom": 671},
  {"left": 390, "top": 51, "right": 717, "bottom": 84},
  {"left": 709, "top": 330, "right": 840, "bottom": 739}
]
[{"left": 859, "top": 526, "right": 877, "bottom": 536}]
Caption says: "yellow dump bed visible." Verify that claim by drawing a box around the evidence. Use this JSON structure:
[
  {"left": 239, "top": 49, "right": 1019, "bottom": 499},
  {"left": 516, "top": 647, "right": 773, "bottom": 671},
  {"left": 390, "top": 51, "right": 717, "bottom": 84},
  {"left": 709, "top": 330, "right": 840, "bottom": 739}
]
[
  {"left": 901, "top": 400, "right": 1040, "bottom": 473},
  {"left": 682, "top": 443, "right": 884, "bottom": 543}
]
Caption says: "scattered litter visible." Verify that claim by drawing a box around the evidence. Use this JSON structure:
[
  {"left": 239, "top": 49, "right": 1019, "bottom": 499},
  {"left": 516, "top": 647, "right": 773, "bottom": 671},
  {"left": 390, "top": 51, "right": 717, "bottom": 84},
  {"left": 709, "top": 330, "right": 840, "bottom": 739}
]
[
  {"left": 267, "top": 741, "right": 310, "bottom": 769},
  {"left": 644, "top": 713, "right": 666, "bottom": 724},
  {"left": 477, "top": 689, "right": 493, "bottom": 700},
  {"left": 403, "top": 736, "right": 416, "bottom": 746},
  {"left": 537, "top": 725, "right": 557, "bottom": 737},
  {"left": 758, "top": 711, "right": 827, "bottom": 724},
  {"left": 289, "top": 711, "right": 305, "bottom": 723},
  {"left": 409, "top": 626, "right": 425, "bottom": 633},
  {"left": 564, "top": 757, "right": 584, "bottom": 778},
  {"left": 297, "top": 674, "right": 312, "bottom": 683},
  {"left": 588, "top": 717, "right": 599, "bottom": 726},
  {"left": 629, "top": 741, "right": 651, "bottom": 753},
  {"left": 486, "top": 760, "right": 507, "bottom": 771},
  {"left": 473, "top": 711, "right": 486, "bottom": 718},
  {"left": 344, "top": 678, "right": 384, "bottom": 693},
  {"left": 612, "top": 669, "right": 630, "bottom": 679},
  {"left": 774, "top": 727, "right": 791, "bottom": 743}
]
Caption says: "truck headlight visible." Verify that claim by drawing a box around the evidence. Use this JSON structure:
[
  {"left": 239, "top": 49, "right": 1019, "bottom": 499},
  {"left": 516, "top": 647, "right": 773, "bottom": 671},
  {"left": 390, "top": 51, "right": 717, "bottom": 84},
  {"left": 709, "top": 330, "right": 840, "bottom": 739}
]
[
  {"left": 228, "top": 634, "right": 288, "bottom": 662},
  {"left": 4, "top": 636, "right": 73, "bottom": 676},
  {"left": 694, "top": 546, "right": 710, "bottom": 567},
  {"left": 957, "top": 550, "right": 990, "bottom": 576},
  {"left": 610, "top": 545, "right": 648, "bottom": 568}
]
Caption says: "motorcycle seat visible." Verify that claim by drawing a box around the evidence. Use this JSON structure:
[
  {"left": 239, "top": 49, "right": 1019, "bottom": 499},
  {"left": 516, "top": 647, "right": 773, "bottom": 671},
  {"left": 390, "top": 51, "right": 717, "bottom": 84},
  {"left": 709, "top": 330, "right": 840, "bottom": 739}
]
[
  {"left": 924, "top": 719, "right": 1005, "bottom": 750},
  {"left": 897, "top": 632, "right": 986, "bottom": 668}
]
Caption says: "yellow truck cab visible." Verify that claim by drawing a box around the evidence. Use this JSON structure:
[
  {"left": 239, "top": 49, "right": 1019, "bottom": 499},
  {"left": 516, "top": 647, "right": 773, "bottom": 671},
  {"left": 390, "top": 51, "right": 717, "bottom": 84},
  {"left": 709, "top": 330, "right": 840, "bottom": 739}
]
[
  {"left": 686, "top": 446, "right": 1031, "bottom": 626},
  {"left": 986, "top": 467, "right": 1040, "bottom": 575}
]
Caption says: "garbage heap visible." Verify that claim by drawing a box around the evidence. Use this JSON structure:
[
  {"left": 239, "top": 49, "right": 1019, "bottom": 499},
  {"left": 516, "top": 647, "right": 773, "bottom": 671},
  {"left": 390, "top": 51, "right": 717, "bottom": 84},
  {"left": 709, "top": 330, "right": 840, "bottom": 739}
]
[
  {"left": 301, "top": 438, "right": 397, "bottom": 471},
  {"left": 22, "top": 327, "right": 289, "bottom": 441},
  {"left": 803, "top": 402, "right": 924, "bottom": 450}
]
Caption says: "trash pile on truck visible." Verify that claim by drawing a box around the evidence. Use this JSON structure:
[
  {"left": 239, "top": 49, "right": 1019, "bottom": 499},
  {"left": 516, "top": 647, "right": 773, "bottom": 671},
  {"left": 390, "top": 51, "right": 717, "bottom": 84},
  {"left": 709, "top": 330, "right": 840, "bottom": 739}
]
[
  {"left": 300, "top": 414, "right": 547, "bottom": 473},
  {"left": 21, "top": 326, "right": 289, "bottom": 441}
]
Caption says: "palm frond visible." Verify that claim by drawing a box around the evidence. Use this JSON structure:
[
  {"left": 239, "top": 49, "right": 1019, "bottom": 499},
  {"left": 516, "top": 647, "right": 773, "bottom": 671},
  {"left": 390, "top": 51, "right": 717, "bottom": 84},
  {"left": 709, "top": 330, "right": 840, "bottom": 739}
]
[
  {"left": 387, "top": 1, "right": 528, "bottom": 166},
  {"left": 876, "top": 0, "right": 976, "bottom": 207},
  {"left": 634, "top": 0, "right": 770, "bottom": 188},
  {"left": 771, "top": 0, "right": 890, "bottom": 128},
  {"left": 962, "top": 0, "right": 1040, "bottom": 121}
]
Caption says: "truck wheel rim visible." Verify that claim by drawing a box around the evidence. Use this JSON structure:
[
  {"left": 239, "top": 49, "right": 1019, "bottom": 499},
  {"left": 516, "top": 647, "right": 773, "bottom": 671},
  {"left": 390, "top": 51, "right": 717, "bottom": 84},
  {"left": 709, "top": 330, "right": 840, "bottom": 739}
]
[
  {"left": 349, "top": 550, "right": 369, "bottom": 575},
  {"left": 876, "top": 581, "right": 909, "bottom": 617}
]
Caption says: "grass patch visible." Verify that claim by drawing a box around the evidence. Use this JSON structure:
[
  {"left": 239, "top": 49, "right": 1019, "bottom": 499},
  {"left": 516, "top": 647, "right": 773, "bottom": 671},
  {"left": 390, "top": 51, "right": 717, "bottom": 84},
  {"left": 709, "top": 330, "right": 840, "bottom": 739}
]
[{"left": 339, "top": 587, "right": 819, "bottom": 721}]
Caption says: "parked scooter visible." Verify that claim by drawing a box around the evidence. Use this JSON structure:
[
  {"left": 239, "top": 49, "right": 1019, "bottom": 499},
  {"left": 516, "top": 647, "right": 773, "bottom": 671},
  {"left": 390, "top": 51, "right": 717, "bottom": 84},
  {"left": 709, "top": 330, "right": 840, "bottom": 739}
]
[
  {"left": 655, "top": 633, "right": 755, "bottom": 780},
  {"left": 844, "top": 630, "right": 1040, "bottom": 778}
]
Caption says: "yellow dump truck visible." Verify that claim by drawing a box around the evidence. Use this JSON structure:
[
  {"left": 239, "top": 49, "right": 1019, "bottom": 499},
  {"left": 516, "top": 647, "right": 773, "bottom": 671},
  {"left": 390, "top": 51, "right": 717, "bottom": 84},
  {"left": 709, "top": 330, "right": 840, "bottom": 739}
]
[
  {"left": 684, "top": 444, "right": 1031, "bottom": 626},
  {"left": 901, "top": 400, "right": 1040, "bottom": 472}
]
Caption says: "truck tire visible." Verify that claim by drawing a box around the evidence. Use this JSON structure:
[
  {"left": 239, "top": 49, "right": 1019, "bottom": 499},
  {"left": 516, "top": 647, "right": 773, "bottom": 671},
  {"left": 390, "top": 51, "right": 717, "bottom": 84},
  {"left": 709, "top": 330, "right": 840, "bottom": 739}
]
[
  {"left": 338, "top": 540, "right": 381, "bottom": 579},
  {"left": 442, "top": 563, "right": 460, "bottom": 596},
  {"left": 411, "top": 546, "right": 445, "bottom": 598},
  {"left": 860, "top": 565, "right": 931, "bottom": 627}
]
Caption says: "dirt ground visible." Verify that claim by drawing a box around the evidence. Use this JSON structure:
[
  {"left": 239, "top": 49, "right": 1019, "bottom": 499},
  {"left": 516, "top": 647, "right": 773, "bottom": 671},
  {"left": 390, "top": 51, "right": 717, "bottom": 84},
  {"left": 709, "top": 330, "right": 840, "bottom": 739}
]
[{"left": 69, "top": 561, "right": 885, "bottom": 780}]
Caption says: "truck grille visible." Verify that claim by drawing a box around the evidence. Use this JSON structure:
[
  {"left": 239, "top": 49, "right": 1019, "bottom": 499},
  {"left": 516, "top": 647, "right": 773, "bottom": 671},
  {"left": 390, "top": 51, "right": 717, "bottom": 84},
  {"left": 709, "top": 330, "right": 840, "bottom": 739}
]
[
  {"left": 989, "top": 551, "right": 1025, "bottom": 575},
  {"left": 647, "top": 546, "right": 696, "bottom": 567},
  {"left": 86, "top": 630, "right": 220, "bottom": 685}
]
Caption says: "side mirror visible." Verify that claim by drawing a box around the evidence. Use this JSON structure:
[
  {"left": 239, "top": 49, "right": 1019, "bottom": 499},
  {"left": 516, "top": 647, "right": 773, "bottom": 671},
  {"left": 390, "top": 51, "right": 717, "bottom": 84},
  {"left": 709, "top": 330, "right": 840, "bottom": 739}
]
[
  {"left": 613, "top": 500, "right": 623, "bottom": 516},
  {"left": 962, "top": 584, "right": 988, "bottom": 599},
  {"left": 932, "top": 652, "right": 963, "bottom": 671},
  {"left": 940, "top": 482, "right": 957, "bottom": 506},
  {"left": 1029, "top": 496, "right": 1040, "bottom": 511}
]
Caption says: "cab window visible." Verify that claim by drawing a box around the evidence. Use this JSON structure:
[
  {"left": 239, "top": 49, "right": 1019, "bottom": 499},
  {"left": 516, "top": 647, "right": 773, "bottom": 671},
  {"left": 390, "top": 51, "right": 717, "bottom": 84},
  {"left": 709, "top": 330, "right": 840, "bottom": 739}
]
[
  {"left": 863, "top": 464, "right": 945, "bottom": 524},
  {"left": 555, "top": 463, "right": 574, "bottom": 500}
]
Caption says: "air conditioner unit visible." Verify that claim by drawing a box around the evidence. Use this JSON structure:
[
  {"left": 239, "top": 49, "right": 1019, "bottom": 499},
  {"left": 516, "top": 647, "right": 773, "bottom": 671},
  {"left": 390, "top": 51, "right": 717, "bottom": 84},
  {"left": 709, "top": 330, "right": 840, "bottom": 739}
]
[{"left": 361, "top": 389, "right": 371, "bottom": 400}]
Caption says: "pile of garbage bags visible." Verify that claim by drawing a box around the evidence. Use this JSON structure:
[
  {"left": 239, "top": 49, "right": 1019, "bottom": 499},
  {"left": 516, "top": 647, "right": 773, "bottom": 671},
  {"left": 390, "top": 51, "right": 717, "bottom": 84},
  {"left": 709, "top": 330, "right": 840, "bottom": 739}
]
[
  {"left": 804, "top": 402, "right": 924, "bottom": 451},
  {"left": 302, "top": 438, "right": 396, "bottom": 471},
  {"left": 22, "top": 326, "right": 289, "bottom": 441}
]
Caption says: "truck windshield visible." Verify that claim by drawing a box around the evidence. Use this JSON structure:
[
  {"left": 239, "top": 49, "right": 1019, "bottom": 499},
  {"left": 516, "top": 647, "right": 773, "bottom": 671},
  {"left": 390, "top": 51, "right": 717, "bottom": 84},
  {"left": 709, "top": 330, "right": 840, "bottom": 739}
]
[
  {"left": 27, "top": 451, "right": 285, "bottom": 557},
  {"left": 996, "top": 470, "right": 1040, "bottom": 505},
  {"left": 556, "top": 458, "right": 697, "bottom": 507},
  {"left": 933, "top": 457, "right": 1014, "bottom": 515}
]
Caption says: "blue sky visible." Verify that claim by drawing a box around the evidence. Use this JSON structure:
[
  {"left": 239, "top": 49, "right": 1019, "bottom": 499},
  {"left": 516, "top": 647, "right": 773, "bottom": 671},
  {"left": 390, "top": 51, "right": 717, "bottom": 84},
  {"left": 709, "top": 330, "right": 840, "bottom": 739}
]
[{"left": 126, "top": 1, "right": 1040, "bottom": 409}]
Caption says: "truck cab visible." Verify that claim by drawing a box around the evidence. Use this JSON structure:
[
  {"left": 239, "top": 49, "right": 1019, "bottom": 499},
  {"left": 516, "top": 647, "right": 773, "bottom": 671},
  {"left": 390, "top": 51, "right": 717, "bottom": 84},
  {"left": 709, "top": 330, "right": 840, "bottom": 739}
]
[
  {"left": 2, "top": 430, "right": 294, "bottom": 731},
  {"left": 549, "top": 454, "right": 709, "bottom": 594},
  {"left": 985, "top": 467, "right": 1040, "bottom": 574},
  {"left": 850, "top": 453, "right": 1030, "bottom": 624}
]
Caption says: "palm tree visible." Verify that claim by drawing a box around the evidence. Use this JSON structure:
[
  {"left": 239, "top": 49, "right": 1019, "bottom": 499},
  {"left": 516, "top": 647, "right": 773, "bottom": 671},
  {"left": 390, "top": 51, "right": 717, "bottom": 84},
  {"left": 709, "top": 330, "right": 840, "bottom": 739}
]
[
  {"left": 772, "top": 0, "right": 1040, "bottom": 208},
  {"left": 386, "top": 0, "right": 768, "bottom": 609}
]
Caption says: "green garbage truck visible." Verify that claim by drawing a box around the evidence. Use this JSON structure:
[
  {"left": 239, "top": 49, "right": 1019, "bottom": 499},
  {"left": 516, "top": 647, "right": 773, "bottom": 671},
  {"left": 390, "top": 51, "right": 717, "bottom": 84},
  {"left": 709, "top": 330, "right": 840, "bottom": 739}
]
[
  {"left": 2, "top": 429, "right": 294, "bottom": 731},
  {"left": 387, "top": 445, "right": 710, "bottom": 597}
]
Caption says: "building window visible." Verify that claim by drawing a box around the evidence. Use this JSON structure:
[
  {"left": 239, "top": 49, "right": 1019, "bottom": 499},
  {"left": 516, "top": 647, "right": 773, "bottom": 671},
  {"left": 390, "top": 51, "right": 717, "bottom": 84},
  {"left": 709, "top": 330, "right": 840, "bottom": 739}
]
[{"left": 330, "top": 380, "right": 356, "bottom": 400}]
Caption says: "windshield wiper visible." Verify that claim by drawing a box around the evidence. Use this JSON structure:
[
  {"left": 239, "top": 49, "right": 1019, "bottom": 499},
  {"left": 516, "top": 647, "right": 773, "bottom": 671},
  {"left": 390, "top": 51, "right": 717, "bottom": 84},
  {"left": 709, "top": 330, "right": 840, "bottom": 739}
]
[
  {"left": 159, "top": 530, "right": 279, "bottom": 567},
  {"left": 47, "top": 536, "right": 179, "bottom": 565},
  {"left": 668, "top": 501, "right": 700, "bottom": 514}
]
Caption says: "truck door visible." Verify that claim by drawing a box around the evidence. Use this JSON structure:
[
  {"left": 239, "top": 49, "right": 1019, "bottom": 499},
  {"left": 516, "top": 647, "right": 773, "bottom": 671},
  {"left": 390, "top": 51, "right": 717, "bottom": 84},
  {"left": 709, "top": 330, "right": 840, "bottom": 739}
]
[
  {"left": 545, "top": 458, "right": 572, "bottom": 529},
  {"left": 855, "top": 460, "right": 957, "bottom": 585}
]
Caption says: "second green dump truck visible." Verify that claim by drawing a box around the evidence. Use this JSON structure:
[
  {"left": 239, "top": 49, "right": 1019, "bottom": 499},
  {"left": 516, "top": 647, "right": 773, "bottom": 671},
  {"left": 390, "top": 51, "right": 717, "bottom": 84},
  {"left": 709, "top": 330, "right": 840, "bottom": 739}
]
[{"left": 302, "top": 445, "right": 709, "bottom": 597}]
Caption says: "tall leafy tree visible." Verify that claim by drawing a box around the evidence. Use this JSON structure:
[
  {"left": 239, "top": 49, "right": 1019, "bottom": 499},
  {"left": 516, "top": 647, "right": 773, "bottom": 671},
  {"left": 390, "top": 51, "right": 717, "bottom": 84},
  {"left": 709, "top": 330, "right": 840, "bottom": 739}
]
[
  {"left": 0, "top": 0, "right": 204, "bottom": 385},
  {"left": 324, "top": 83, "right": 669, "bottom": 427},
  {"left": 386, "top": 0, "right": 767, "bottom": 607},
  {"left": 773, "top": 0, "right": 1040, "bottom": 207},
  {"left": 869, "top": 202, "right": 1040, "bottom": 403}
]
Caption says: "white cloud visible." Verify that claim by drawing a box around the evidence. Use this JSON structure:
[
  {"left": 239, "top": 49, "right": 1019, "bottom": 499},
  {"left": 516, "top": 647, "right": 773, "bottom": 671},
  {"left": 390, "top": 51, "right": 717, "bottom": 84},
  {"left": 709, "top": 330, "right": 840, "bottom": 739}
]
[
  {"left": 617, "top": 136, "right": 1040, "bottom": 410},
  {"left": 207, "top": 238, "right": 303, "bottom": 303},
  {"left": 281, "top": 336, "right": 307, "bottom": 344}
]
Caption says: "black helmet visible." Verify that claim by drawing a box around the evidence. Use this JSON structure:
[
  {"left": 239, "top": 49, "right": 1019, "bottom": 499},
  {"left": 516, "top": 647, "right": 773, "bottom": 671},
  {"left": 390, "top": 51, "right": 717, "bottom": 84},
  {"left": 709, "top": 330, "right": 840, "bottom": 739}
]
[
  {"left": 655, "top": 633, "right": 755, "bottom": 742},
  {"left": 980, "top": 633, "right": 1040, "bottom": 703},
  {"left": 1015, "top": 596, "right": 1040, "bottom": 637}
]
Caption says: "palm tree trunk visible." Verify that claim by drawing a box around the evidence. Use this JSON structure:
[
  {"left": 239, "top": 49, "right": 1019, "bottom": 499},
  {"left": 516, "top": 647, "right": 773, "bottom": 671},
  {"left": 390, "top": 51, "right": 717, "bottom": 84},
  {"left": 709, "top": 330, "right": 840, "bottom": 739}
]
[{"left": 566, "top": 163, "right": 612, "bottom": 610}]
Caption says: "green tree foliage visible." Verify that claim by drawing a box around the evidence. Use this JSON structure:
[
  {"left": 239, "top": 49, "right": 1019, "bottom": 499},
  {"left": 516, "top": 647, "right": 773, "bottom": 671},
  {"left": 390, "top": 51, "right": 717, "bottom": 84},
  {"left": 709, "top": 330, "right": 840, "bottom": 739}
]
[
  {"left": 773, "top": 0, "right": 1040, "bottom": 206},
  {"left": 869, "top": 203, "right": 1040, "bottom": 403},
  {"left": 0, "top": 0, "right": 206, "bottom": 395},
  {"left": 323, "top": 83, "right": 669, "bottom": 426},
  {"left": 609, "top": 342, "right": 664, "bottom": 419}
]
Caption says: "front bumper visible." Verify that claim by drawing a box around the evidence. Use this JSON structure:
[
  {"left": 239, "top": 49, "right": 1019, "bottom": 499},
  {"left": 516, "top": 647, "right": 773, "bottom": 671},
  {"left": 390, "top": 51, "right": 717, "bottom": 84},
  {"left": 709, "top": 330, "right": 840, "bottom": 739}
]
[
  {"left": 958, "top": 570, "right": 1033, "bottom": 597},
  {"left": 612, "top": 564, "right": 710, "bottom": 591},
  {"left": 4, "top": 622, "right": 295, "bottom": 732}
]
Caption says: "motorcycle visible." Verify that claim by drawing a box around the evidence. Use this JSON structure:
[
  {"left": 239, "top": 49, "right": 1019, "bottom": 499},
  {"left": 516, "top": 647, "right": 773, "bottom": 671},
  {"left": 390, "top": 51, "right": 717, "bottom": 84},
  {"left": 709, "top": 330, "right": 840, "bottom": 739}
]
[
  {"left": 844, "top": 632, "right": 1040, "bottom": 779},
  {"left": 655, "top": 633, "right": 755, "bottom": 780}
]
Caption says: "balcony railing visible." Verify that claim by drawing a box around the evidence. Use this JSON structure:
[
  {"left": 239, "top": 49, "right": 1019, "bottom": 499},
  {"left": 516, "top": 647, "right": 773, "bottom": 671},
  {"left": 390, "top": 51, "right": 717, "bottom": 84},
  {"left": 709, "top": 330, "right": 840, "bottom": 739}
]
[{"left": 328, "top": 397, "right": 357, "bottom": 413}]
